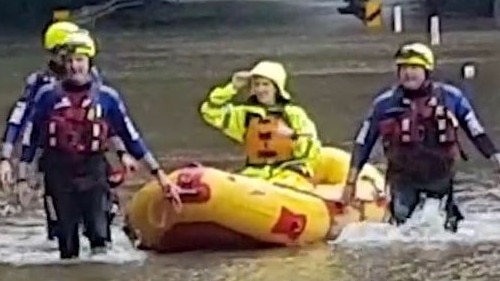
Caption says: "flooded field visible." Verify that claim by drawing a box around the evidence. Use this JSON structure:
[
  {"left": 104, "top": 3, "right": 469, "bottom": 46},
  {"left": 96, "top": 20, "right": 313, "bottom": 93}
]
[{"left": 0, "top": 1, "right": 500, "bottom": 280}]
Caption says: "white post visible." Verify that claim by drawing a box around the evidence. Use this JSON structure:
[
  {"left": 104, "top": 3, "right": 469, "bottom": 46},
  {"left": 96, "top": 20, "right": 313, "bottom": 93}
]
[
  {"left": 430, "top": 15, "right": 441, "bottom": 45},
  {"left": 393, "top": 5, "right": 403, "bottom": 33},
  {"left": 462, "top": 63, "right": 476, "bottom": 80}
]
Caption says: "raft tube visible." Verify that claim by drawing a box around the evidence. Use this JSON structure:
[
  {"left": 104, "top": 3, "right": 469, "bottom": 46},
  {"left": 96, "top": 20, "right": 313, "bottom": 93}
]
[{"left": 124, "top": 146, "right": 387, "bottom": 253}]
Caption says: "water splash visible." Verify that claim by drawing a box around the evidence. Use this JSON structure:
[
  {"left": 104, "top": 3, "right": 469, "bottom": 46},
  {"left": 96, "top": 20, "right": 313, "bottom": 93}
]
[
  {"left": 0, "top": 216, "right": 147, "bottom": 267},
  {"left": 332, "top": 198, "right": 500, "bottom": 248}
]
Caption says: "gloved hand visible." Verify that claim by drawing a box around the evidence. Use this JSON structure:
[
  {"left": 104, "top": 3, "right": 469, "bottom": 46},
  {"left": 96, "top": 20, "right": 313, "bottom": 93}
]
[{"left": 0, "top": 159, "right": 13, "bottom": 188}]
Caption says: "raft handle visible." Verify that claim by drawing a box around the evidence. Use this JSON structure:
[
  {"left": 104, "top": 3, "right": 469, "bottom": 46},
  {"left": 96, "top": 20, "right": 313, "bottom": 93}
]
[
  {"left": 360, "top": 174, "right": 386, "bottom": 202},
  {"left": 178, "top": 188, "right": 199, "bottom": 195},
  {"left": 171, "top": 170, "right": 212, "bottom": 203}
]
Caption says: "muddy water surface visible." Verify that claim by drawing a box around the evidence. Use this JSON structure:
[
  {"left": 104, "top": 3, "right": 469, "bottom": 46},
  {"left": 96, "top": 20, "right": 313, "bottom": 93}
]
[{"left": 1, "top": 2, "right": 500, "bottom": 280}]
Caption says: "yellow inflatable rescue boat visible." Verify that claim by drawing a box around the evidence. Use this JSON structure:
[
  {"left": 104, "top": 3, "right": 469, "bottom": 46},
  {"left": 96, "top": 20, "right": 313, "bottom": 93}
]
[{"left": 124, "top": 146, "right": 387, "bottom": 253}]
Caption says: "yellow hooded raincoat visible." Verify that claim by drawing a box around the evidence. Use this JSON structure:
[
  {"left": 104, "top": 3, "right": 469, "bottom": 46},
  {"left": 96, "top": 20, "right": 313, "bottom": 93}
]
[{"left": 200, "top": 61, "right": 321, "bottom": 191}]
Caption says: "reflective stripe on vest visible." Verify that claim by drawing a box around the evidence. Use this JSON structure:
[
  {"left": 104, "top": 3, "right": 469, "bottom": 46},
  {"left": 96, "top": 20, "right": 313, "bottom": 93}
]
[
  {"left": 47, "top": 94, "right": 108, "bottom": 153},
  {"left": 397, "top": 94, "right": 458, "bottom": 145}
]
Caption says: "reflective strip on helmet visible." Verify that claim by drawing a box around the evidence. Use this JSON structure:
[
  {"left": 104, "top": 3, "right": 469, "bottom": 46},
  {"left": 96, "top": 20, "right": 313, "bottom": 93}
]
[{"left": 395, "top": 49, "right": 432, "bottom": 65}]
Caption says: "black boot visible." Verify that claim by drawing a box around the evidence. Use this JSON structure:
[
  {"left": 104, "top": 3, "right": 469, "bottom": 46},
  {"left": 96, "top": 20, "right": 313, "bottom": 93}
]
[
  {"left": 442, "top": 186, "right": 464, "bottom": 233},
  {"left": 444, "top": 201, "right": 464, "bottom": 233},
  {"left": 47, "top": 224, "right": 58, "bottom": 241}
]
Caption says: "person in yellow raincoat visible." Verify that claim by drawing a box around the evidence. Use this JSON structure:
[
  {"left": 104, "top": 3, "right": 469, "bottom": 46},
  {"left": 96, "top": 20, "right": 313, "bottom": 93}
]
[{"left": 200, "top": 60, "right": 321, "bottom": 190}]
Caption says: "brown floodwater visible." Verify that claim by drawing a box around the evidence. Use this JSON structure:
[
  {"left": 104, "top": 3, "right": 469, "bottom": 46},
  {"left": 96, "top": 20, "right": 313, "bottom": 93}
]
[{"left": 1, "top": 1, "right": 500, "bottom": 280}]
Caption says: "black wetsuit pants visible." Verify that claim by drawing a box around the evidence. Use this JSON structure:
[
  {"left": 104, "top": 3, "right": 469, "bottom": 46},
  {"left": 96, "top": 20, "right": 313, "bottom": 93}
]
[
  {"left": 388, "top": 176, "right": 464, "bottom": 232},
  {"left": 43, "top": 151, "right": 109, "bottom": 259},
  {"left": 43, "top": 158, "right": 118, "bottom": 243}
]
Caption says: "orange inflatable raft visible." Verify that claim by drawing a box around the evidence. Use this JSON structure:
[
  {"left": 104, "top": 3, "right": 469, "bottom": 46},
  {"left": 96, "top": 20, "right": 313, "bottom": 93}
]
[{"left": 124, "top": 146, "right": 387, "bottom": 253}]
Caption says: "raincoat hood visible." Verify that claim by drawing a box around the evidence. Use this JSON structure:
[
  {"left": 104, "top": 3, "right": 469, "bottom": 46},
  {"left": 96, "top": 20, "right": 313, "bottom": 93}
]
[{"left": 249, "top": 61, "right": 291, "bottom": 100}]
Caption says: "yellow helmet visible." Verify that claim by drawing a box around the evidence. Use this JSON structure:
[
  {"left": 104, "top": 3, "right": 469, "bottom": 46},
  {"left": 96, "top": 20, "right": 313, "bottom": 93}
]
[
  {"left": 62, "top": 31, "right": 97, "bottom": 58},
  {"left": 249, "top": 61, "right": 291, "bottom": 100},
  {"left": 394, "top": 42, "right": 435, "bottom": 71},
  {"left": 43, "top": 21, "right": 81, "bottom": 51}
]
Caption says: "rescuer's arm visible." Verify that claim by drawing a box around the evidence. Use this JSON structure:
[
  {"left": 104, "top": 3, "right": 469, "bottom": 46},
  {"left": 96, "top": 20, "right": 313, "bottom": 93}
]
[
  {"left": 199, "top": 82, "right": 250, "bottom": 143},
  {"left": 1, "top": 73, "right": 44, "bottom": 160},
  {"left": 17, "top": 88, "right": 55, "bottom": 180},
  {"left": 345, "top": 102, "right": 382, "bottom": 185},
  {"left": 454, "top": 92, "right": 498, "bottom": 159},
  {"left": 100, "top": 84, "right": 141, "bottom": 168},
  {"left": 105, "top": 89, "right": 161, "bottom": 174},
  {"left": 106, "top": 88, "right": 183, "bottom": 210}
]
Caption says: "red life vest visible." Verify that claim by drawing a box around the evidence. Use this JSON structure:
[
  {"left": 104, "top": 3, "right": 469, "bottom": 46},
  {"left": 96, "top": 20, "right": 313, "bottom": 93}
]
[
  {"left": 46, "top": 91, "right": 109, "bottom": 155},
  {"left": 378, "top": 87, "right": 460, "bottom": 158}
]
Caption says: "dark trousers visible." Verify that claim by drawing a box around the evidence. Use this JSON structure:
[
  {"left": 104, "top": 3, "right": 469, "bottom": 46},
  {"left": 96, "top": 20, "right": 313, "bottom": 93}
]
[
  {"left": 39, "top": 156, "right": 59, "bottom": 241},
  {"left": 43, "top": 158, "right": 118, "bottom": 243},
  {"left": 44, "top": 192, "right": 114, "bottom": 242},
  {"left": 43, "top": 152, "right": 110, "bottom": 259},
  {"left": 388, "top": 177, "right": 464, "bottom": 232},
  {"left": 104, "top": 188, "right": 119, "bottom": 242},
  {"left": 43, "top": 193, "right": 58, "bottom": 240}
]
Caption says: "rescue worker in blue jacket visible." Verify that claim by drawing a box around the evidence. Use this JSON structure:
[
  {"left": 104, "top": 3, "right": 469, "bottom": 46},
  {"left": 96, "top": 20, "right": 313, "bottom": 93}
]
[
  {"left": 0, "top": 21, "right": 136, "bottom": 242},
  {"left": 18, "top": 31, "right": 182, "bottom": 259},
  {"left": 0, "top": 21, "right": 97, "bottom": 240},
  {"left": 29, "top": 28, "right": 136, "bottom": 244},
  {"left": 0, "top": 21, "right": 133, "bottom": 183},
  {"left": 0, "top": 21, "right": 83, "bottom": 183},
  {"left": 342, "top": 42, "right": 500, "bottom": 232}
]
